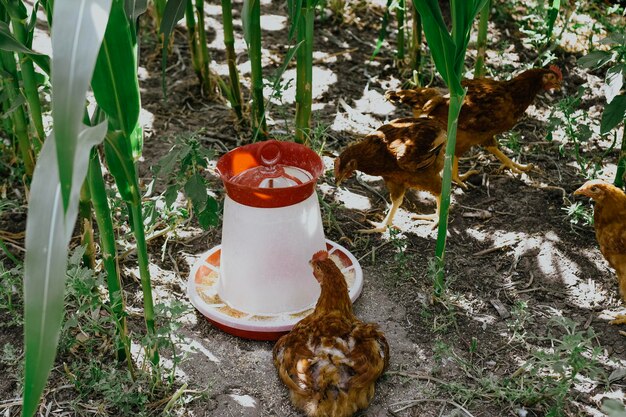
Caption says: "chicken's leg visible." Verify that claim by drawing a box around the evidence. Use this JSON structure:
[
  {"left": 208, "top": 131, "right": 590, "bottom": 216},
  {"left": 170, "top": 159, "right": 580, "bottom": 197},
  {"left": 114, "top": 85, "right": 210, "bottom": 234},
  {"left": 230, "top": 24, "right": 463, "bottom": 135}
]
[
  {"left": 452, "top": 157, "right": 480, "bottom": 189},
  {"left": 610, "top": 315, "right": 626, "bottom": 326},
  {"left": 359, "top": 184, "right": 406, "bottom": 234},
  {"left": 412, "top": 194, "right": 440, "bottom": 222},
  {"left": 485, "top": 146, "right": 533, "bottom": 174}
]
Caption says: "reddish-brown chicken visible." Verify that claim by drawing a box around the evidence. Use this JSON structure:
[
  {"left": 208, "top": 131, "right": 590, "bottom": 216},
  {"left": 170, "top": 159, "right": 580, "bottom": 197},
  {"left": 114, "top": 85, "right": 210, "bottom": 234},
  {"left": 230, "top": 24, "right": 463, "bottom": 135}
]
[
  {"left": 273, "top": 251, "right": 389, "bottom": 417},
  {"left": 334, "top": 117, "right": 447, "bottom": 233},
  {"left": 574, "top": 180, "right": 626, "bottom": 325},
  {"left": 385, "top": 66, "right": 562, "bottom": 187}
]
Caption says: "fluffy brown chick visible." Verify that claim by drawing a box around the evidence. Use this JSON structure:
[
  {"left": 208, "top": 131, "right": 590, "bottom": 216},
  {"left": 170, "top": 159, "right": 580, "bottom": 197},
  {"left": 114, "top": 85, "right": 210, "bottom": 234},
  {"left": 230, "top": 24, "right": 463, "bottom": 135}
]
[
  {"left": 334, "top": 117, "right": 447, "bottom": 233},
  {"left": 385, "top": 66, "right": 562, "bottom": 188},
  {"left": 273, "top": 251, "right": 389, "bottom": 417},
  {"left": 575, "top": 179, "right": 626, "bottom": 325}
]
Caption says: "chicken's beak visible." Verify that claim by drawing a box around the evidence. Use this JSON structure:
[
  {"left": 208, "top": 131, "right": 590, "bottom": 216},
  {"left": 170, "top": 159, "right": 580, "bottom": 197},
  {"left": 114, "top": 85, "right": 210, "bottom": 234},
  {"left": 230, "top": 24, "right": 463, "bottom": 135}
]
[{"left": 573, "top": 186, "right": 587, "bottom": 197}]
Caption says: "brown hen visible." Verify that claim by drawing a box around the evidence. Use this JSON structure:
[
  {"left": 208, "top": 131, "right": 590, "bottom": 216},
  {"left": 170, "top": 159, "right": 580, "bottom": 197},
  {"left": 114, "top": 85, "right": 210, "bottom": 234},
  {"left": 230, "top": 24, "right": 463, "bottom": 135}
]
[
  {"left": 385, "top": 66, "right": 562, "bottom": 187},
  {"left": 273, "top": 251, "right": 389, "bottom": 417},
  {"left": 574, "top": 180, "right": 626, "bottom": 325},
  {"left": 334, "top": 117, "right": 447, "bottom": 233}
]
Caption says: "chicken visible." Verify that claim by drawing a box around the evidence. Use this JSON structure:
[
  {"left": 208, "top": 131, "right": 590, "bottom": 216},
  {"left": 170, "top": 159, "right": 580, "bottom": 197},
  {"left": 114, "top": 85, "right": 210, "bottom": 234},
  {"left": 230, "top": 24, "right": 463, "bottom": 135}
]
[
  {"left": 574, "top": 180, "right": 626, "bottom": 325},
  {"left": 273, "top": 251, "right": 389, "bottom": 417},
  {"left": 385, "top": 66, "right": 563, "bottom": 188},
  {"left": 334, "top": 117, "right": 447, "bottom": 233}
]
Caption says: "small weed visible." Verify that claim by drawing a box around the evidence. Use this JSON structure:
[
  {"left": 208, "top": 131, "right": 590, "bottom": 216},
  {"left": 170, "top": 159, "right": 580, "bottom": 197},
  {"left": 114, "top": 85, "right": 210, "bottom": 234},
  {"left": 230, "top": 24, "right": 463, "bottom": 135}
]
[
  {"left": 152, "top": 133, "right": 220, "bottom": 230},
  {"left": 388, "top": 227, "right": 410, "bottom": 279},
  {"left": 562, "top": 200, "right": 594, "bottom": 226},
  {"left": 547, "top": 86, "right": 601, "bottom": 179},
  {"left": 0, "top": 263, "right": 23, "bottom": 327},
  {"left": 507, "top": 300, "right": 533, "bottom": 342},
  {"left": 425, "top": 316, "right": 605, "bottom": 416}
]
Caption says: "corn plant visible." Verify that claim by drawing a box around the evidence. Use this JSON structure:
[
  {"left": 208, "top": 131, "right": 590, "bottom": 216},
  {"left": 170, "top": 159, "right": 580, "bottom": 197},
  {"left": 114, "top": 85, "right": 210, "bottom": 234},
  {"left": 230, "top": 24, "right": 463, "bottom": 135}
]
[
  {"left": 578, "top": 31, "right": 626, "bottom": 187},
  {"left": 243, "top": 0, "right": 267, "bottom": 136},
  {"left": 0, "top": 1, "right": 51, "bottom": 176},
  {"left": 23, "top": 2, "right": 111, "bottom": 415},
  {"left": 23, "top": 0, "right": 160, "bottom": 414},
  {"left": 186, "top": 0, "right": 216, "bottom": 96},
  {"left": 291, "top": 0, "right": 320, "bottom": 143},
  {"left": 473, "top": 0, "right": 490, "bottom": 78},
  {"left": 221, "top": 0, "right": 243, "bottom": 120},
  {"left": 413, "top": 0, "right": 487, "bottom": 296},
  {"left": 410, "top": 0, "right": 423, "bottom": 80}
]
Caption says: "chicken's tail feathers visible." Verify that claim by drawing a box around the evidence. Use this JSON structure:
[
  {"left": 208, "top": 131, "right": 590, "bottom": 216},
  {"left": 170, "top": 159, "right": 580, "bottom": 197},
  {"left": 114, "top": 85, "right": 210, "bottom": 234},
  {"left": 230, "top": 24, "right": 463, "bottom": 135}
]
[{"left": 384, "top": 88, "right": 445, "bottom": 110}]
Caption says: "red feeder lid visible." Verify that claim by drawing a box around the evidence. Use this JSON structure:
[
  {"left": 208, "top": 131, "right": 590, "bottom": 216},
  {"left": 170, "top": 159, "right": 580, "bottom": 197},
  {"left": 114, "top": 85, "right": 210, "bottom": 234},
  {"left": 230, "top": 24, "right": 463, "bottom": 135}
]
[{"left": 217, "top": 140, "right": 324, "bottom": 208}]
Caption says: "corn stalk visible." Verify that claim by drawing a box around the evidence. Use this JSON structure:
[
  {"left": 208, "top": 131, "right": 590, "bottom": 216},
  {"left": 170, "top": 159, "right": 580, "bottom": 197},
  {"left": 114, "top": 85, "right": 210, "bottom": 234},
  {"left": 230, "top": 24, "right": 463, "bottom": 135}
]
[
  {"left": 294, "top": 0, "right": 317, "bottom": 143},
  {"left": 410, "top": 0, "right": 422, "bottom": 83},
  {"left": 413, "top": 0, "right": 487, "bottom": 297},
  {"left": 243, "top": 0, "right": 267, "bottom": 136},
  {"left": 221, "top": 0, "right": 243, "bottom": 120},
  {"left": 91, "top": 0, "right": 158, "bottom": 363},
  {"left": 473, "top": 0, "right": 490, "bottom": 78}
]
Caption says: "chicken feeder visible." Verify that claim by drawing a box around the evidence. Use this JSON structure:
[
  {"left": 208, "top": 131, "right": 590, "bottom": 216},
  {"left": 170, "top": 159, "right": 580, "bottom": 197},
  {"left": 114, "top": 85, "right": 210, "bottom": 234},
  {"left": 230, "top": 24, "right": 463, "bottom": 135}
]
[{"left": 187, "top": 140, "right": 364, "bottom": 340}]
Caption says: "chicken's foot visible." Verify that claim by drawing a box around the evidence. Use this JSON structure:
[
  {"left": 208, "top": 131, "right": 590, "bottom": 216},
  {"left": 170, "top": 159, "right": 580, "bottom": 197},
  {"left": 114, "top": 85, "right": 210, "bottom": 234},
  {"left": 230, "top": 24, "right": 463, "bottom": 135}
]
[
  {"left": 358, "top": 189, "right": 405, "bottom": 234},
  {"left": 411, "top": 195, "right": 441, "bottom": 230},
  {"left": 452, "top": 157, "right": 479, "bottom": 189},
  {"left": 610, "top": 314, "right": 626, "bottom": 326},
  {"left": 486, "top": 146, "right": 533, "bottom": 175}
]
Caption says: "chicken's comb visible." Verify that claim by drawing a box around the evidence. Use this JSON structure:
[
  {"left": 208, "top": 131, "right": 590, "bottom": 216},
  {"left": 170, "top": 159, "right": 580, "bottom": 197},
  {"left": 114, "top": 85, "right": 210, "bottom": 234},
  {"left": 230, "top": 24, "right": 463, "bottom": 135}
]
[
  {"left": 311, "top": 250, "right": 329, "bottom": 262},
  {"left": 549, "top": 65, "right": 563, "bottom": 81}
]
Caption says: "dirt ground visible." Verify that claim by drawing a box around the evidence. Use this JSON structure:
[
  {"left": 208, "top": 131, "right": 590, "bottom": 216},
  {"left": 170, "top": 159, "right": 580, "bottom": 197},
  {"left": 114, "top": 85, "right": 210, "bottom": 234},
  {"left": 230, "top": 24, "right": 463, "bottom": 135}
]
[{"left": 1, "top": 0, "right": 626, "bottom": 416}]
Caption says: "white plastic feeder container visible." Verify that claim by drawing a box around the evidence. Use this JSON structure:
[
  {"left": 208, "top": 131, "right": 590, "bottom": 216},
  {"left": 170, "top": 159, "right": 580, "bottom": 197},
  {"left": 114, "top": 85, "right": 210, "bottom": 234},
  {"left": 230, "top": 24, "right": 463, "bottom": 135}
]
[{"left": 187, "top": 140, "right": 363, "bottom": 340}]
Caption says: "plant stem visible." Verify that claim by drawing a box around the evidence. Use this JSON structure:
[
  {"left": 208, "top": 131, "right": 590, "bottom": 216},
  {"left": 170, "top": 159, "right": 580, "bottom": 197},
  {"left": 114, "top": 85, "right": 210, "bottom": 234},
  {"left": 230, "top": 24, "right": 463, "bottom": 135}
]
[
  {"left": 185, "top": 0, "right": 200, "bottom": 77},
  {"left": 79, "top": 180, "right": 96, "bottom": 269},
  {"left": 433, "top": 93, "right": 465, "bottom": 297},
  {"left": 248, "top": 0, "right": 267, "bottom": 137},
  {"left": 9, "top": 16, "right": 45, "bottom": 151},
  {"left": 396, "top": 0, "right": 405, "bottom": 60},
  {"left": 221, "top": 0, "right": 243, "bottom": 120},
  {"left": 614, "top": 122, "right": 626, "bottom": 188},
  {"left": 87, "top": 148, "right": 131, "bottom": 364},
  {"left": 411, "top": 0, "right": 422, "bottom": 83},
  {"left": 295, "top": 1, "right": 314, "bottom": 143},
  {"left": 194, "top": 0, "right": 214, "bottom": 95},
  {"left": 130, "top": 194, "right": 159, "bottom": 365},
  {"left": 473, "top": 0, "right": 490, "bottom": 78}
]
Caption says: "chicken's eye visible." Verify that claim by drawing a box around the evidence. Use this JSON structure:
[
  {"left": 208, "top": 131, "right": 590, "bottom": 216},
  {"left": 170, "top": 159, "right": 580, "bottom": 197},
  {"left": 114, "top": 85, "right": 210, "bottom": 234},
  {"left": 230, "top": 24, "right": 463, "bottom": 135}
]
[{"left": 591, "top": 186, "right": 598, "bottom": 192}]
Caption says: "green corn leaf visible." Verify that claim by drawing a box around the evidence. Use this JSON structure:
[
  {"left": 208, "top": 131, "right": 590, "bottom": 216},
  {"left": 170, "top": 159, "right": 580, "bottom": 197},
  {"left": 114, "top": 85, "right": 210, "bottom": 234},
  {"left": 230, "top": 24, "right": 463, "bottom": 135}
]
[
  {"left": 601, "top": 94, "right": 626, "bottom": 135},
  {"left": 160, "top": 0, "right": 186, "bottom": 39},
  {"left": 124, "top": 0, "right": 148, "bottom": 22},
  {"left": 242, "top": 0, "right": 257, "bottom": 44},
  {"left": 371, "top": 0, "right": 393, "bottom": 59},
  {"left": 92, "top": 0, "right": 140, "bottom": 140},
  {"left": 0, "top": 20, "right": 50, "bottom": 74},
  {"left": 0, "top": 21, "right": 41, "bottom": 54},
  {"left": 0, "top": 91, "right": 25, "bottom": 119},
  {"left": 159, "top": 0, "right": 186, "bottom": 97},
  {"left": 413, "top": 1, "right": 459, "bottom": 92},
  {"left": 103, "top": 130, "right": 139, "bottom": 204},
  {"left": 286, "top": 0, "right": 303, "bottom": 41},
  {"left": 0, "top": 0, "right": 27, "bottom": 20},
  {"left": 51, "top": 0, "right": 112, "bottom": 212},
  {"left": 23, "top": 121, "right": 108, "bottom": 417}
]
